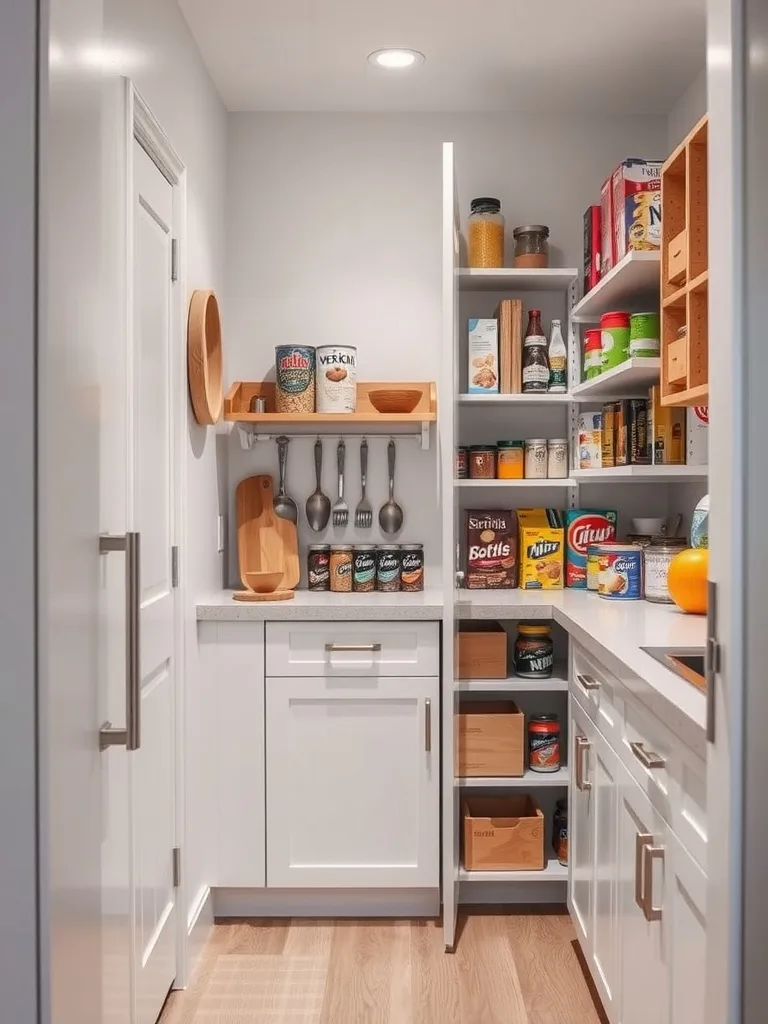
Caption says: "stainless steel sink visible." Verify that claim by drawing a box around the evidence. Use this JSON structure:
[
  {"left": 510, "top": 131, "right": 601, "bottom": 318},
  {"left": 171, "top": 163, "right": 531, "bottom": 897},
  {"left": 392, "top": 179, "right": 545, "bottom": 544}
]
[{"left": 641, "top": 647, "right": 706, "bottom": 691}]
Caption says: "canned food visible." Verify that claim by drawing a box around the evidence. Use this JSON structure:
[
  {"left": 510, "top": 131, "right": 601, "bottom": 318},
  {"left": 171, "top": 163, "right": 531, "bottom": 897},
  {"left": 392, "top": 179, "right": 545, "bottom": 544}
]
[
  {"left": 468, "top": 445, "right": 496, "bottom": 479},
  {"left": 598, "top": 543, "right": 643, "bottom": 600},
  {"left": 456, "top": 447, "right": 469, "bottom": 479},
  {"left": 307, "top": 544, "right": 330, "bottom": 591},
  {"left": 316, "top": 345, "right": 357, "bottom": 413},
  {"left": 275, "top": 345, "right": 315, "bottom": 414},
  {"left": 330, "top": 545, "right": 353, "bottom": 593},
  {"left": 513, "top": 623, "right": 554, "bottom": 678},
  {"left": 553, "top": 798, "right": 568, "bottom": 866},
  {"left": 376, "top": 545, "right": 401, "bottom": 592},
  {"left": 400, "top": 544, "right": 424, "bottom": 592},
  {"left": 352, "top": 545, "right": 376, "bottom": 593},
  {"left": 586, "top": 542, "right": 621, "bottom": 591},
  {"left": 529, "top": 715, "right": 561, "bottom": 773}
]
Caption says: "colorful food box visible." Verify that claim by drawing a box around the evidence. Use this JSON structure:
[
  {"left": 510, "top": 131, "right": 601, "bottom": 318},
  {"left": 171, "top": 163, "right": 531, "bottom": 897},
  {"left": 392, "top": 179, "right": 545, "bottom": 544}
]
[
  {"left": 518, "top": 509, "right": 564, "bottom": 590},
  {"left": 650, "top": 385, "right": 685, "bottom": 464},
  {"left": 465, "top": 510, "right": 518, "bottom": 589},
  {"left": 687, "top": 406, "right": 709, "bottom": 466},
  {"left": 468, "top": 319, "right": 499, "bottom": 394},
  {"left": 611, "top": 158, "right": 663, "bottom": 262},
  {"left": 564, "top": 510, "right": 618, "bottom": 588},
  {"left": 578, "top": 412, "right": 603, "bottom": 470},
  {"left": 583, "top": 205, "right": 602, "bottom": 293},
  {"left": 600, "top": 176, "right": 615, "bottom": 275}
]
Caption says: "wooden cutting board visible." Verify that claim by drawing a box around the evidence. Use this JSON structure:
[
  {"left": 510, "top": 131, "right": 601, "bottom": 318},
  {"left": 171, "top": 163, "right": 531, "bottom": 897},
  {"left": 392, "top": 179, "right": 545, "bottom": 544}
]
[{"left": 236, "top": 475, "right": 300, "bottom": 591}]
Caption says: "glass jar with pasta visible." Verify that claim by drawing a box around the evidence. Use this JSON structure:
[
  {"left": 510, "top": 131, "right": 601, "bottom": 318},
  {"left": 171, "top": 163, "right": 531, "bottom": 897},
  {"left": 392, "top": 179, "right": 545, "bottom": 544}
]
[{"left": 468, "top": 198, "right": 504, "bottom": 268}]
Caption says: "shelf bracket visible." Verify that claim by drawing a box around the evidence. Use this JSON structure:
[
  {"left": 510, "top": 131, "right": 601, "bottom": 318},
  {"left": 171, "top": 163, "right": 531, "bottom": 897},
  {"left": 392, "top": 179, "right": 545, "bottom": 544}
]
[{"left": 421, "top": 420, "right": 430, "bottom": 450}]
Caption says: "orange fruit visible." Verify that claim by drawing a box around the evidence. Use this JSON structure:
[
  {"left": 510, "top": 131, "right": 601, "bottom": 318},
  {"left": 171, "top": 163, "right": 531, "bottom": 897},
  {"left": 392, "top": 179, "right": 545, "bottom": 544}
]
[{"left": 667, "top": 548, "right": 709, "bottom": 615}]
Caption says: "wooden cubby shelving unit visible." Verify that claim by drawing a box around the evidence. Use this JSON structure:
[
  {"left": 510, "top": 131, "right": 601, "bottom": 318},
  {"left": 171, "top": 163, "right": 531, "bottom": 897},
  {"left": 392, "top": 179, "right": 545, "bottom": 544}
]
[{"left": 660, "top": 115, "right": 709, "bottom": 407}]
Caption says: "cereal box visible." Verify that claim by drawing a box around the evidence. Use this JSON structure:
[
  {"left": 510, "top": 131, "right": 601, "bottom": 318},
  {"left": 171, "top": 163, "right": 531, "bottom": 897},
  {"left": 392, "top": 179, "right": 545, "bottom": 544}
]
[
  {"left": 650, "top": 385, "right": 685, "bottom": 464},
  {"left": 578, "top": 412, "right": 602, "bottom": 470},
  {"left": 468, "top": 319, "right": 499, "bottom": 394},
  {"left": 564, "top": 510, "right": 618, "bottom": 588},
  {"left": 611, "top": 158, "right": 662, "bottom": 262},
  {"left": 465, "top": 510, "right": 518, "bottom": 589},
  {"left": 583, "top": 205, "right": 601, "bottom": 292},
  {"left": 602, "top": 403, "right": 617, "bottom": 468},
  {"left": 600, "top": 176, "right": 614, "bottom": 275},
  {"left": 687, "top": 406, "right": 709, "bottom": 465},
  {"left": 518, "top": 509, "right": 564, "bottom": 590}
]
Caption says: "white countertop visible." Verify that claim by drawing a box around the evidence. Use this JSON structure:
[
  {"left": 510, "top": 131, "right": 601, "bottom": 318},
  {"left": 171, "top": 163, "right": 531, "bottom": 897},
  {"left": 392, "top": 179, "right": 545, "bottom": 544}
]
[{"left": 196, "top": 588, "right": 445, "bottom": 621}]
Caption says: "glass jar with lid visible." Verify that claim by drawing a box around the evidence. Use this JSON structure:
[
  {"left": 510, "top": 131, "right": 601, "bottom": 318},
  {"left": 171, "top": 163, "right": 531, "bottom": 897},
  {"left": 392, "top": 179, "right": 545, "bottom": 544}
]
[
  {"left": 468, "top": 198, "right": 504, "bottom": 268},
  {"left": 513, "top": 225, "right": 550, "bottom": 268}
]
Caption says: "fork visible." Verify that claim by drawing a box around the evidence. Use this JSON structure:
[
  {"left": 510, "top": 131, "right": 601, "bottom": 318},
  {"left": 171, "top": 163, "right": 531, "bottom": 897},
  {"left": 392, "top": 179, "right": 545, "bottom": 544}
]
[
  {"left": 332, "top": 438, "right": 349, "bottom": 527},
  {"left": 354, "top": 439, "right": 373, "bottom": 529}
]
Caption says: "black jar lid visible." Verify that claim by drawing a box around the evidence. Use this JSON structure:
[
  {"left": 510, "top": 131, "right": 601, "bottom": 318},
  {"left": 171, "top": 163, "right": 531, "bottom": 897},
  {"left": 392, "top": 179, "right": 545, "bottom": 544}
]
[
  {"left": 470, "top": 197, "right": 501, "bottom": 214},
  {"left": 531, "top": 714, "right": 559, "bottom": 723}
]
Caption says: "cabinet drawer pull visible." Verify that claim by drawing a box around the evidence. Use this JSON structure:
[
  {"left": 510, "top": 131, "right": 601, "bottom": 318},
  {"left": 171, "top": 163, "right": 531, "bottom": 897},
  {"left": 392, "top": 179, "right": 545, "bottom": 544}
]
[
  {"left": 643, "top": 844, "right": 665, "bottom": 922},
  {"left": 324, "top": 643, "right": 382, "bottom": 653},
  {"left": 575, "top": 735, "right": 592, "bottom": 791},
  {"left": 425, "top": 698, "right": 432, "bottom": 753},
  {"left": 635, "top": 833, "right": 652, "bottom": 913},
  {"left": 629, "top": 741, "right": 666, "bottom": 770},
  {"left": 576, "top": 673, "right": 601, "bottom": 691}
]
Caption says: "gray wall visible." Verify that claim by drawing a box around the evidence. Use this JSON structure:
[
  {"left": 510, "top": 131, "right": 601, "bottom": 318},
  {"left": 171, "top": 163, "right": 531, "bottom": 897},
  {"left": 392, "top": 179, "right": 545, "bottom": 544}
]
[{"left": 668, "top": 69, "right": 707, "bottom": 148}]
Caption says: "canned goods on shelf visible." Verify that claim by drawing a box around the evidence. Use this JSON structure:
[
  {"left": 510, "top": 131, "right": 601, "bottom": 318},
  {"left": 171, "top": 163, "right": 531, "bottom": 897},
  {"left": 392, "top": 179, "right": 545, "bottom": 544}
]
[
  {"left": 376, "top": 545, "right": 401, "bottom": 592},
  {"left": 529, "top": 714, "right": 561, "bottom": 773},
  {"left": 352, "top": 545, "right": 376, "bottom": 593},
  {"left": 597, "top": 543, "right": 643, "bottom": 600},
  {"left": 400, "top": 544, "right": 424, "bottom": 592}
]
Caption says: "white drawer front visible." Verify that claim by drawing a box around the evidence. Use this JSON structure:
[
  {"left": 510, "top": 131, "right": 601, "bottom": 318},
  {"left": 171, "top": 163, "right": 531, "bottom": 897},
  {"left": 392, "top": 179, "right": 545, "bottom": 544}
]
[
  {"left": 266, "top": 621, "right": 440, "bottom": 677},
  {"left": 570, "top": 643, "right": 623, "bottom": 746}
]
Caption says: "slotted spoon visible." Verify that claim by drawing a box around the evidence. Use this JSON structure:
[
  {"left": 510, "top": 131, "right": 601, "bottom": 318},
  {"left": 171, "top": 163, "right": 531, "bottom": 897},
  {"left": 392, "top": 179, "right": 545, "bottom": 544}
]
[{"left": 354, "top": 439, "right": 373, "bottom": 529}]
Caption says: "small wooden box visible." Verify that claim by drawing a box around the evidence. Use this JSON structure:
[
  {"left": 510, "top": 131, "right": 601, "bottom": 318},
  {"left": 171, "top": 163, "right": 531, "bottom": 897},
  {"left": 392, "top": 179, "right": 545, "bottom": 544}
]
[
  {"left": 667, "top": 228, "right": 688, "bottom": 284},
  {"left": 667, "top": 336, "right": 688, "bottom": 385},
  {"left": 457, "top": 622, "right": 507, "bottom": 680},
  {"left": 457, "top": 701, "right": 524, "bottom": 777},
  {"left": 462, "top": 795, "right": 545, "bottom": 871}
]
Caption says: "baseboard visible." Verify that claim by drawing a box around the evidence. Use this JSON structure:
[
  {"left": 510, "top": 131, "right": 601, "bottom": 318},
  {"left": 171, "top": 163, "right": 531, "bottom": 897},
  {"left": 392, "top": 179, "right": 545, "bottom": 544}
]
[
  {"left": 213, "top": 887, "right": 440, "bottom": 918},
  {"left": 459, "top": 880, "right": 567, "bottom": 905},
  {"left": 186, "top": 886, "right": 213, "bottom": 971}
]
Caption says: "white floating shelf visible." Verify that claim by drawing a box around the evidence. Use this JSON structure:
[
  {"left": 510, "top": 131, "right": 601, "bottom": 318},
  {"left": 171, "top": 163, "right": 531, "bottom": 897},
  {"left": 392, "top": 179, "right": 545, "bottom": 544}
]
[
  {"left": 459, "top": 859, "right": 568, "bottom": 883},
  {"left": 458, "top": 267, "right": 578, "bottom": 292},
  {"left": 571, "top": 358, "right": 661, "bottom": 400},
  {"left": 458, "top": 393, "right": 572, "bottom": 406},
  {"left": 456, "top": 478, "right": 576, "bottom": 489},
  {"left": 571, "top": 251, "right": 661, "bottom": 322},
  {"left": 458, "top": 768, "right": 570, "bottom": 789},
  {"left": 572, "top": 465, "right": 708, "bottom": 482},
  {"left": 458, "top": 674, "right": 569, "bottom": 693}
]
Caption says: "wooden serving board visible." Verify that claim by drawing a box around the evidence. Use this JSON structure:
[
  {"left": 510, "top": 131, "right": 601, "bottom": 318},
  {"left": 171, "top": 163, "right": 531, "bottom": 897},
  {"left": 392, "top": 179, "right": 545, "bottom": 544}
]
[
  {"left": 236, "top": 474, "right": 300, "bottom": 591},
  {"left": 233, "top": 589, "right": 294, "bottom": 603}
]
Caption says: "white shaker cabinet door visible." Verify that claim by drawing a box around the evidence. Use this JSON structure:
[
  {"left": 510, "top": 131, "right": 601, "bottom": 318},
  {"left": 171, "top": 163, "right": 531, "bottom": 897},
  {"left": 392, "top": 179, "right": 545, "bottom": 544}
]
[
  {"left": 592, "top": 728, "right": 621, "bottom": 1020},
  {"left": 568, "top": 697, "right": 595, "bottom": 953},
  {"left": 667, "top": 830, "right": 707, "bottom": 1024},
  {"left": 266, "top": 675, "right": 440, "bottom": 889}
]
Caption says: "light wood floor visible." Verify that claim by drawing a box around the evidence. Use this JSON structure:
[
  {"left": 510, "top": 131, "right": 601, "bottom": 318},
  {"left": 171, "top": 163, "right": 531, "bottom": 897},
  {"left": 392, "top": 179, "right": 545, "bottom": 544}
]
[{"left": 159, "top": 911, "right": 607, "bottom": 1023}]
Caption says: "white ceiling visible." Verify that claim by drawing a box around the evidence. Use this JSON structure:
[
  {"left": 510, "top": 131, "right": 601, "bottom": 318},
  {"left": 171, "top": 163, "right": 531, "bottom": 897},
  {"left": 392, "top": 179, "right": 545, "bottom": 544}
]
[{"left": 178, "top": 0, "right": 706, "bottom": 114}]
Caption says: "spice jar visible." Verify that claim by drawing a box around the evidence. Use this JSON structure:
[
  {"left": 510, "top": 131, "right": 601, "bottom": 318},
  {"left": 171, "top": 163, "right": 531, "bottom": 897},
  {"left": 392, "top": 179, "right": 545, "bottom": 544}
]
[
  {"left": 400, "top": 544, "right": 424, "bottom": 592},
  {"left": 513, "top": 225, "right": 549, "bottom": 268},
  {"left": 524, "top": 439, "right": 547, "bottom": 479},
  {"left": 330, "top": 545, "right": 353, "bottom": 593},
  {"left": 468, "top": 445, "right": 496, "bottom": 479},
  {"left": 496, "top": 440, "right": 524, "bottom": 479},
  {"left": 522, "top": 309, "right": 549, "bottom": 393},
  {"left": 553, "top": 798, "right": 568, "bottom": 866},
  {"left": 456, "top": 447, "right": 469, "bottom": 479},
  {"left": 644, "top": 537, "right": 686, "bottom": 604},
  {"left": 307, "top": 544, "right": 330, "bottom": 591},
  {"left": 376, "top": 545, "right": 401, "bottom": 592},
  {"left": 583, "top": 329, "right": 602, "bottom": 380},
  {"left": 529, "top": 714, "right": 561, "bottom": 773},
  {"left": 513, "top": 623, "right": 554, "bottom": 678},
  {"left": 547, "top": 439, "right": 569, "bottom": 479},
  {"left": 468, "top": 198, "right": 504, "bottom": 269},
  {"left": 352, "top": 545, "right": 376, "bottom": 593}
]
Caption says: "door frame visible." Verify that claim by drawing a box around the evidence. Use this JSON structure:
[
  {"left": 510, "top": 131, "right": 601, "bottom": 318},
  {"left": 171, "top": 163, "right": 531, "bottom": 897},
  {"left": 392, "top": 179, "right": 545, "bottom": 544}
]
[{"left": 122, "top": 79, "right": 189, "bottom": 992}]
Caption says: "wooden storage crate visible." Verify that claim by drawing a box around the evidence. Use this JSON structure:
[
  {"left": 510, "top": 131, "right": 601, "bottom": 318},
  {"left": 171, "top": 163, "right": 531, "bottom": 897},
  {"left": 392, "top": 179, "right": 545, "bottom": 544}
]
[
  {"left": 456, "top": 622, "right": 507, "bottom": 680},
  {"left": 660, "top": 115, "right": 709, "bottom": 407},
  {"left": 456, "top": 701, "right": 525, "bottom": 777},
  {"left": 462, "top": 795, "right": 545, "bottom": 871}
]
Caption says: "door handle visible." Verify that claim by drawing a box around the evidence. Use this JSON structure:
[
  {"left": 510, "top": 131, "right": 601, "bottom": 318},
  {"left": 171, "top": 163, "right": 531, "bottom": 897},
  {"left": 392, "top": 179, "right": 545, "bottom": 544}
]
[
  {"left": 99, "top": 533, "right": 141, "bottom": 751},
  {"left": 575, "top": 735, "right": 592, "bottom": 791},
  {"left": 629, "top": 741, "right": 666, "bottom": 770},
  {"left": 425, "top": 698, "right": 432, "bottom": 753},
  {"left": 642, "top": 844, "right": 665, "bottom": 922},
  {"left": 635, "top": 833, "right": 653, "bottom": 913},
  {"left": 576, "top": 673, "right": 601, "bottom": 691},
  {"left": 324, "top": 643, "right": 382, "bottom": 653}
]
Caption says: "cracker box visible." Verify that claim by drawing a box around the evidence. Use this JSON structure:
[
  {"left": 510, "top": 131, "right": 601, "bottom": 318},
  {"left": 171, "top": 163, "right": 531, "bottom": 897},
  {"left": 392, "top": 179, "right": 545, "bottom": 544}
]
[
  {"left": 564, "top": 509, "right": 618, "bottom": 588},
  {"left": 518, "top": 509, "right": 564, "bottom": 590},
  {"left": 687, "top": 406, "right": 709, "bottom": 466},
  {"left": 600, "top": 176, "right": 614, "bottom": 275},
  {"left": 465, "top": 509, "right": 518, "bottom": 589},
  {"left": 612, "top": 158, "right": 663, "bottom": 262},
  {"left": 602, "top": 403, "right": 618, "bottom": 468},
  {"left": 468, "top": 318, "right": 499, "bottom": 394},
  {"left": 583, "top": 205, "right": 602, "bottom": 293},
  {"left": 578, "top": 412, "right": 603, "bottom": 470},
  {"left": 650, "top": 385, "right": 685, "bottom": 464}
]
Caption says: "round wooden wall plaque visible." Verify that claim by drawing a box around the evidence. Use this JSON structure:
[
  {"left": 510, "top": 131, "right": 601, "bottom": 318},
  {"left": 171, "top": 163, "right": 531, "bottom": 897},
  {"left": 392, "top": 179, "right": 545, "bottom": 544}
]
[{"left": 187, "top": 289, "right": 223, "bottom": 425}]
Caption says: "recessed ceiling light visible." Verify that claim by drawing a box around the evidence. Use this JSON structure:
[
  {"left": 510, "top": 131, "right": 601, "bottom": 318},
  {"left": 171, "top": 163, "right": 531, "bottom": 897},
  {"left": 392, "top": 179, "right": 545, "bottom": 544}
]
[{"left": 367, "top": 48, "right": 425, "bottom": 70}]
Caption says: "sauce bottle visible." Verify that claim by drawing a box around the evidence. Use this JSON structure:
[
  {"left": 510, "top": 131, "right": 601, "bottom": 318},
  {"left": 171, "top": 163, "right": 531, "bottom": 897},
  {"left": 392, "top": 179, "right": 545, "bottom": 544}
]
[
  {"left": 548, "top": 319, "right": 568, "bottom": 393},
  {"left": 522, "top": 309, "right": 549, "bottom": 393}
]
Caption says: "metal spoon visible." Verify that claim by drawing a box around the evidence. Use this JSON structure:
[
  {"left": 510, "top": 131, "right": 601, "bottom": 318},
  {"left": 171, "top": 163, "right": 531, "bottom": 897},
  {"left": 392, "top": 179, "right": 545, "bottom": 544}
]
[
  {"left": 306, "top": 438, "right": 331, "bottom": 532},
  {"left": 273, "top": 436, "right": 298, "bottom": 524},
  {"left": 378, "top": 439, "right": 404, "bottom": 535}
]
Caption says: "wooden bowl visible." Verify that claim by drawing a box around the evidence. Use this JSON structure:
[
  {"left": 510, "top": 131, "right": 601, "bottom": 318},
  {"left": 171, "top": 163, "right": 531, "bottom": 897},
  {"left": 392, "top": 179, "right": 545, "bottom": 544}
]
[
  {"left": 368, "top": 389, "right": 422, "bottom": 414},
  {"left": 188, "top": 290, "right": 223, "bottom": 425},
  {"left": 243, "top": 570, "right": 283, "bottom": 594}
]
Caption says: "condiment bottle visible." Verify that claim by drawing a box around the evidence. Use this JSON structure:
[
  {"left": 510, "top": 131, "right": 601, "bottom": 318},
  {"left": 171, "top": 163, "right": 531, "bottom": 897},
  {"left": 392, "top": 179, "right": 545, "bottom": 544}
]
[
  {"left": 522, "top": 309, "right": 549, "bottom": 393},
  {"left": 548, "top": 319, "right": 567, "bottom": 393}
]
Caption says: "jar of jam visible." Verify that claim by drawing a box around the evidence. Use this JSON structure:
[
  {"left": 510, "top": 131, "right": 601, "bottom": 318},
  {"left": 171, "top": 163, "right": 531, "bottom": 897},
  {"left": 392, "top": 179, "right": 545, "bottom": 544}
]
[
  {"left": 529, "top": 714, "right": 561, "bottom": 773},
  {"left": 513, "top": 624, "right": 554, "bottom": 678},
  {"left": 522, "top": 309, "right": 549, "bottom": 393},
  {"left": 330, "top": 545, "right": 353, "bottom": 593},
  {"left": 496, "top": 440, "right": 524, "bottom": 479},
  {"left": 468, "top": 197, "right": 504, "bottom": 269},
  {"left": 353, "top": 545, "right": 376, "bottom": 593},
  {"left": 376, "top": 545, "right": 401, "bottom": 592},
  {"left": 456, "top": 447, "right": 469, "bottom": 479},
  {"left": 553, "top": 798, "right": 568, "bottom": 866},
  {"left": 468, "top": 445, "right": 496, "bottom": 479},
  {"left": 400, "top": 544, "right": 424, "bottom": 592},
  {"left": 307, "top": 544, "right": 330, "bottom": 591}
]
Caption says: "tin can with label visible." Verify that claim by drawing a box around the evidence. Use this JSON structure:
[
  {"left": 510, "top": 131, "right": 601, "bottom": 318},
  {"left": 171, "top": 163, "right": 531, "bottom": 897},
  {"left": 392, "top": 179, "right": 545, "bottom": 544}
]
[
  {"left": 400, "top": 544, "right": 424, "bottom": 592},
  {"left": 598, "top": 543, "right": 643, "bottom": 600},
  {"left": 352, "top": 545, "right": 376, "bottom": 593},
  {"left": 376, "top": 545, "right": 401, "bottom": 592},
  {"left": 529, "top": 715, "right": 561, "bottom": 773},
  {"left": 275, "top": 345, "right": 315, "bottom": 413},
  {"left": 307, "top": 545, "right": 330, "bottom": 591},
  {"left": 316, "top": 345, "right": 357, "bottom": 413}
]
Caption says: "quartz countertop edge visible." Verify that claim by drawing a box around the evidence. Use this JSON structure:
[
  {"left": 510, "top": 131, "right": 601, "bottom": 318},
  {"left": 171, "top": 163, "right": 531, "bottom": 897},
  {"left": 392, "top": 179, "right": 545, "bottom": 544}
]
[{"left": 196, "top": 588, "right": 445, "bottom": 621}]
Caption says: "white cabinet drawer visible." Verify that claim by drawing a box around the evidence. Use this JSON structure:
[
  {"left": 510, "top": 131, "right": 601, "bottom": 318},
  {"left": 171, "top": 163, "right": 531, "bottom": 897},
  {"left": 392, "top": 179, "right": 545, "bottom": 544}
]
[
  {"left": 570, "top": 643, "right": 624, "bottom": 747},
  {"left": 266, "top": 621, "right": 440, "bottom": 677}
]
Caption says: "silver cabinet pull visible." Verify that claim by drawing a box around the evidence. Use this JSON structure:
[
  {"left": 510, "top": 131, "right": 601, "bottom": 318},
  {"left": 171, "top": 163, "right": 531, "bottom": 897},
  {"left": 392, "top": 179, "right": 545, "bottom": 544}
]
[
  {"left": 425, "top": 698, "right": 432, "bottom": 753},
  {"left": 576, "top": 673, "right": 601, "bottom": 691},
  {"left": 575, "top": 735, "right": 592, "bottom": 791},
  {"left": 324, "top": 643, "right": 382, "bottom": 653},
  {"left": 99, "top": 533, "right": 141, "bottom": 751},
  {"left": 629, "top": 741, "right": 666, "bottom": 770},
  {"left": 635, "top": 833, "right": 652, "bottom": 912},
  {"left": 643, "top": 844, "right": 665, "bottom": 922}
]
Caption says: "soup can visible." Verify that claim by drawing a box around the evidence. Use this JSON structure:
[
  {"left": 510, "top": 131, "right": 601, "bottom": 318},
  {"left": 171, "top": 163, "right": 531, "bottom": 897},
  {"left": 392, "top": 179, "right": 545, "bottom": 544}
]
[
  {"left": 275, "top": 345, "right": 315, "bottom": 413},
  {"left": 316, "top": 345, "right": 357, "bottom": 413},
  {"left": 597, "top": 543, "right": 643, "bottom": 600}
]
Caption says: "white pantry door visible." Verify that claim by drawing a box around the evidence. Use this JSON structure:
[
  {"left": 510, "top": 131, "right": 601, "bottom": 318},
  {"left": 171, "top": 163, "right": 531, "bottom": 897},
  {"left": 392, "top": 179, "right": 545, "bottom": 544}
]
[{"left": 131, "top": 138, "right": 178, "bottom": 1024}]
